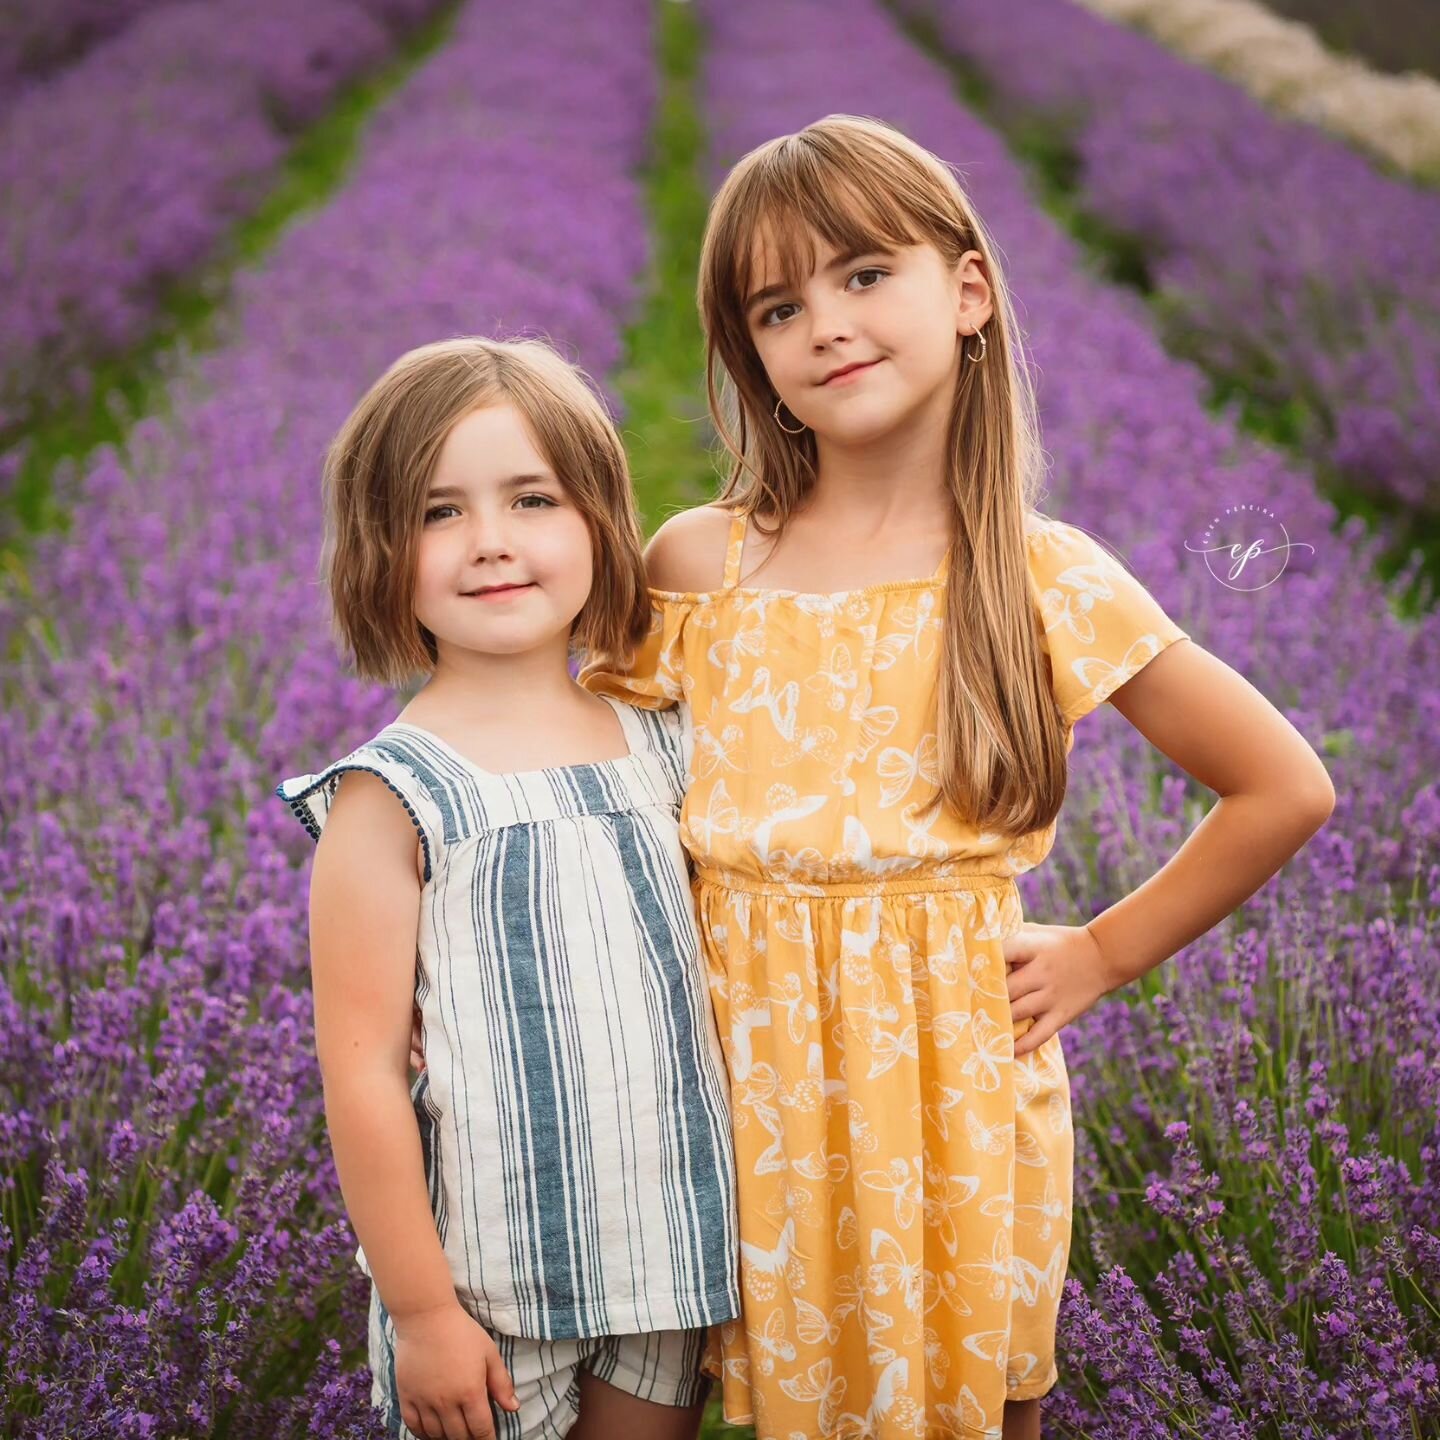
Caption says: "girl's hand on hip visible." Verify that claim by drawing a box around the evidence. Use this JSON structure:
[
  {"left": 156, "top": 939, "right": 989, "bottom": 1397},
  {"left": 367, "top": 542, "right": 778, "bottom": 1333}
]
[
  {"left": 392, "top": 1300, "right": 519, "bottom": 1440},
  {"left": 1002, "top": 922, "right": 1117, "bottom": 1057},
  {"left": 410, "top": 1002, "right": 426, "bottom": 1073}
]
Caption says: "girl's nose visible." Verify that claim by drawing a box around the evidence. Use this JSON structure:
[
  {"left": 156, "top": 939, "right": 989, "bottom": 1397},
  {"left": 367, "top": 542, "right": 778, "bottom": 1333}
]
[
  {"left": 467, "top": 512, "right": 515, "bottom": 560},
  {"left": 807, "top": 295, "right": 853, "bottom": 349}
]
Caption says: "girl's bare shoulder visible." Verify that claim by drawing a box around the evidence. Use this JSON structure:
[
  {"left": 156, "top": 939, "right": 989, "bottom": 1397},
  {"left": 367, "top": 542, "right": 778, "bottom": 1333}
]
[{"left": 645, "top": 503, "right": 736, "bottom": 593}]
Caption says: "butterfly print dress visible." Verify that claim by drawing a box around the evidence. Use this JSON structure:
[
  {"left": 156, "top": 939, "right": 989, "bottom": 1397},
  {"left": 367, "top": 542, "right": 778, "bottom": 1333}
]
[{"left": 581, "top": 509, "right": 1190, "bottom": 1439}]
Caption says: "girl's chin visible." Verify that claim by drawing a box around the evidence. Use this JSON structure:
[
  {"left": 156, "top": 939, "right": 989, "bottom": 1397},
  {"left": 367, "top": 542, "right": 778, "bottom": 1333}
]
[{"left": 818, "top": 410, "right": 918, "bottom": 448}]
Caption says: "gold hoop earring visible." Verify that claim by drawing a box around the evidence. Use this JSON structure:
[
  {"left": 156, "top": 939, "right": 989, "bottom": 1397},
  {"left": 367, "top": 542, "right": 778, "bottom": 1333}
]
[
  {"left": 963, "top": 328, "right": 988, "bottom": 364},
  {"left": 773, "top": 397, "right": 807, "bottom": 435}
]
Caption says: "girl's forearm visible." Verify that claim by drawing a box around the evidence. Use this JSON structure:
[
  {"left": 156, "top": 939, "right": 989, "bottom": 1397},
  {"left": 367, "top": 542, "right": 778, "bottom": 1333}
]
[
  {"left": 1086, "top": 787, "right": 1332, "bottom": 990},
  {"left": 323, "top": 1069, "right": 458, "bottom": 1321}
]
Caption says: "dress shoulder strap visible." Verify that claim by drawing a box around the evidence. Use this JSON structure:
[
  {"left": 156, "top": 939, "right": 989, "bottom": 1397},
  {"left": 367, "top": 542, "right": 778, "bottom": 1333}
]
[{"left": 721, "top": 508, "right": 748, "bottom": 590}]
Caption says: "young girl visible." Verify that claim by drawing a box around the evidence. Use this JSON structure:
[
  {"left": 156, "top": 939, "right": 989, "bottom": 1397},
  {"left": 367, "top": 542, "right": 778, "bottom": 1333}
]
[
  {"left": 581, "top": 117, "right": 1335, "bottom": 1440},
  {"left": 276, "top": 338, "right": 739, "bottom": 1440}
]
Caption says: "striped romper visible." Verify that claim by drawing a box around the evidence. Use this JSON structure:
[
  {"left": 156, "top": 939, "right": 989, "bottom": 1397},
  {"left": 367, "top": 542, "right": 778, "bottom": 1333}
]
[{"left": 277, "top": 695, "right": 740, "bottom": 1439}]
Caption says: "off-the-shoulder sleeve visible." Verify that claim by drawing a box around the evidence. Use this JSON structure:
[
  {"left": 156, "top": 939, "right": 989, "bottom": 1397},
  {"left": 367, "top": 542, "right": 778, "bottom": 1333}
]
[
  {"left": 1026, "top": 515, "right": 1190, "bottom": 726},
  {"left": 578, "top": 592, "right": 694, "bottom": 709}
]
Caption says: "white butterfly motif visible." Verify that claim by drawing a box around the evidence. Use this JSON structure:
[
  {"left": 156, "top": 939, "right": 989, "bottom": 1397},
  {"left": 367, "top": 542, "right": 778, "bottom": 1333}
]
[
  {"left": 1015, "top": 1173, "right": 1066, "bottom": 1242},
  {"left": 693, "top": 722, "right": 744, "bottom": 777},
  {"left": 902, "top": 798, "right": 948, "bottom": 858},
  {"left": 726, "top": 993, "right": 771, "bottom": 1084},
  {"left": 924, "top": 1265, "right": 975, "bottom": 1320},
  {"left": 934, "top": 1387, "right": 994, "bottom": 1438},
  {"left": 835, "top": 1357, "right": 909, "bottom": 1434},
  {"left": 961, "top": 1327, "right": 1010, "bottom": 1369},
  {"left": 930, "top": 1008, "right": 972, "bottom": 1050},
  {"left": 688, "top": 778, "right": 738, "bottom": 851},
  {"left": 921, "top": 1165, "right": 981, "bottom": 1257},
  {"left": 966, "top": 1109, "right": 1015, "bottom": 1157},
  {"left": 840, "top": 814, "right": 919, "bottom": 877},
  {"left": 1012, "top": 1241, "right": 1067, "bottom": 1306},
  {"left": 923, "top": 1082, "right": 966, "bottom": 1141},
  {"left": 746, "top": 1308, "right": 796, "bottom": 1376},
  {"left": 848, "top": 700, "right": 899, "bottom": 763},
  {"left": 740, "top": 1215, "right": 797, "bottom": 1276},
  {"left": 962, "top": 1009, "right": 1013, "bottom": 1093},
  {"left": 867, "top": 1022, "right": 919, "bottom": 1080},
  {"left": 893, "top": 589, "right": 942, "bottom": 659},
  {"left": 1004, "top": 1126, "right": 1043, "bottom": 1167},
  {"left": 804, "top": 642, "right": 858, "bottom": 712},
  {"left": 955, "top": 1230, "right": 1014, "bottom": 1304},
  {"left": 749, "top": 788, "right": 828, "bottom": 862},
  {"left": 876, "top": 733, "right": 940, "bottom": 808},
  {"left": 792, "top": 1139, "right": 849, "bottom": 1186},
  {"left": 859, "top": 1156, "right": 921, "bottom": 1229},
  {"left": 778, "top": 1357, "right": 847, "bottom": 1432},
  {"left": 793, "top": 1295, "right": 853, "bottom": 1346},
  {"left": 750, "top": 1100, "right": 788, "bottom": 1176},
  {"left": 866, "top": 1227, "right": 923, "bottom": 1311},
  {"left": 774, "top": 723, "right": 840, "bottom": 768},
  {"left": 1067, "top": 634, "right": 1166, "bottom": 714},
  {"left": 730, "top": 665, "right": 799, "bottom": 740},
  {"left": 768, "top": 970, "right": 817, "bottom": 1044}
]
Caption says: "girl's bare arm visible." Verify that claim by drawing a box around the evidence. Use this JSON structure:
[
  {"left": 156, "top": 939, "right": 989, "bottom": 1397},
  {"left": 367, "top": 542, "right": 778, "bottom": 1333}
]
[
  {"left": 1091, "top": 638, "right": 1336, "bottom": 987},
  {"left": 308, "top": 770, "right": 455, "bottom": 1321}
]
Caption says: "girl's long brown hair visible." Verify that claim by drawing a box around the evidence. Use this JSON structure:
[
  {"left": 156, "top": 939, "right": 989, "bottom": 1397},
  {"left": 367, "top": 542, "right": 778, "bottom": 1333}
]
[{"left": 698, "top": 114, "right": 1069, "bottom": 836}]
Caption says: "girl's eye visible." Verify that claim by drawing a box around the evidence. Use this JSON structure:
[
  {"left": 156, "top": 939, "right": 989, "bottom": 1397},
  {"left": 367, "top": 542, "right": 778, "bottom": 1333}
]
[
  {"left": 424, "top": 504, "right": 459, "bottom": 523},
  {"left": 515, "top": 493, "right": 558, "bottom": 510},
  {"left": 761, "top": 301, "right": 799, "bottom": 328},
  {"left": 760, "top": 269, "right": 887, "bottom": 326}
]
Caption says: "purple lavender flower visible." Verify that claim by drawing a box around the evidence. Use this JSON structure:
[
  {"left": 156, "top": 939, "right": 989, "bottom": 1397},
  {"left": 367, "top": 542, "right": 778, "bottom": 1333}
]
[
  {"left": 0, "top": 0, "right": 654, "bottom": 1429},
  {"left": 697, "top": 0, "right": 1440, "bottom": 1430},
  {"left": 894, "top": 0, "right": 1440, "bottom": 516}
]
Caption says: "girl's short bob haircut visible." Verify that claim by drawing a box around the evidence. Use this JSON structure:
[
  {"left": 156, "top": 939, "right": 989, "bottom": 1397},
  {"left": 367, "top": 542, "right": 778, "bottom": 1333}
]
[{"left": 321, "top": 336, "right": 651, "bottom": 687}]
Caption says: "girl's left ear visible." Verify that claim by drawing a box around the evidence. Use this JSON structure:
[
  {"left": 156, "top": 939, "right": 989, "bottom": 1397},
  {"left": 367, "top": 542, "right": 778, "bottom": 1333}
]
[{"left": 952, "top": 248, "right": 993, "bottom": 332}]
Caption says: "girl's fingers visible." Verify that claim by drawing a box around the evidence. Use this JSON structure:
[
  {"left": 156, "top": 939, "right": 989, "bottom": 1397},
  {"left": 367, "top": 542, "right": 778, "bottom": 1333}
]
[
  {"left": 486, "top": 1352, "right": 520, "bottom": 1411},
  {"left": 1006, "top": 962, "right": 1046, "bottom": 1002},
  {"left": 416, "top": 1404, "right": 444, "bottom": 1440},
  {"left": 439, "top": 1404, "right": 474, "bottom": 1440},
  {"left": 1016, "top": 1017, "right": 1058, "bottom": 1055},
  {"left": 461, "top": 1395, "right": 498, "bottom": 1439},
  {"left": 401, "top": 1402, "right": 427, "bottom": 1439},
  {"left": 1009, "top": 990, "right": 1044, "bottom": 1022}
]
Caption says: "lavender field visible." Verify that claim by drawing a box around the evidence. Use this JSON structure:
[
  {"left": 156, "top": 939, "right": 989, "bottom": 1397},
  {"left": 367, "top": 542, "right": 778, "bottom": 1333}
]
[{"left": 1, "top": 0, "right": 1437, "bottom": 1436}]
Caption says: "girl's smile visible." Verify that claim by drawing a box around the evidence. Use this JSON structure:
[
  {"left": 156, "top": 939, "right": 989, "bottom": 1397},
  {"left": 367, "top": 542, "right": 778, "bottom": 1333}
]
[
  {"left": 463, "top": 581, "right": 536, "bottom": 600},
  {"left": 820, "top": 358, "right": 884, "bottom": 386},
  {"left": 413, "top": 403, "right": 594, "bottom": 662},
  {"left": 747, "top": 235, "right": 989, "bottom": 448}
]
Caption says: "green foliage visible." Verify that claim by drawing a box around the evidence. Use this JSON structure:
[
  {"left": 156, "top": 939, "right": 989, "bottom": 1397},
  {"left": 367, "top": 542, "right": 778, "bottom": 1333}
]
[{"left": 616, "top": 0, "right": 723, "bottom": 532}]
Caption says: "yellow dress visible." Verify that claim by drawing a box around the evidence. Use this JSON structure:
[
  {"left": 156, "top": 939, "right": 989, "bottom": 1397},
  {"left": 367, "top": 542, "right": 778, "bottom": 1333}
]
[{"left": 581, "top": 510, "right": 1190, "bottom": 1440}]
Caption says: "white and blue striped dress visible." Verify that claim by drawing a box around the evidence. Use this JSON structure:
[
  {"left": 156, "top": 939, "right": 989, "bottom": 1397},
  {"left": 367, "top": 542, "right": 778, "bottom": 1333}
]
[{"left": 277, "top": 695, "right": 740, "bottom": 1340}]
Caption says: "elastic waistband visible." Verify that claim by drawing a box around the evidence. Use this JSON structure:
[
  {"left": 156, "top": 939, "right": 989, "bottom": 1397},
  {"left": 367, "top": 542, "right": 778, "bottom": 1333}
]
[{"left": 693, "top": 866, "right": 1016, "bottom": 898}]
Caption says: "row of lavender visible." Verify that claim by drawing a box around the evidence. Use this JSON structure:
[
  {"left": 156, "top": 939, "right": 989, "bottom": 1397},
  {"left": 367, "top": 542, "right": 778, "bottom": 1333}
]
[
  {"left": 0, "top": 0, "right": 177, "bottom": 109},
  {"left": 889, "top": 0, "right": 1440, "bottom": 520},
  {"left": 0, "top": 0, "right": 654, "bottom": 1430},
  {"left": 0, "top": 0, "right": 449, "bottom": 440},
  {"left": 699, "top": 0, "right": 1440, "bottom": 1433}
]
